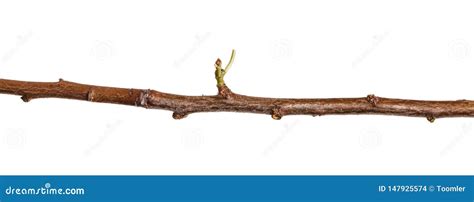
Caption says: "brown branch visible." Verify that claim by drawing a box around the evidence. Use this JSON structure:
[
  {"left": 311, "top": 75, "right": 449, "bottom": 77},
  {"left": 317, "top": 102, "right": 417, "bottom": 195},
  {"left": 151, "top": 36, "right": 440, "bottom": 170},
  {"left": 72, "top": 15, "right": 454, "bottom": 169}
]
[{"left": 1, "top": 50, "right": 474, "bottom": 122}]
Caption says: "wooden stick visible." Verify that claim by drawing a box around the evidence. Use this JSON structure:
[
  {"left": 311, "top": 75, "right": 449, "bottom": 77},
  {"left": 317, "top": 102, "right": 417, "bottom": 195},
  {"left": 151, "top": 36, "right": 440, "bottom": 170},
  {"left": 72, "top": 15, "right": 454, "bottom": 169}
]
[{"left": 1, "top": 50, "right": 474, "bottom": 122}]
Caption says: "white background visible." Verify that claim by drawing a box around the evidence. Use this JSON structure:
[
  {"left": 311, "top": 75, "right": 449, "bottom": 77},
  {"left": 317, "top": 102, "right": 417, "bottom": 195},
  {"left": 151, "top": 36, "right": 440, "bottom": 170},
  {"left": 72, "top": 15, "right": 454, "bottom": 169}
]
[{"left": 0, "top": 0, "right": 473, "bottom": 175}]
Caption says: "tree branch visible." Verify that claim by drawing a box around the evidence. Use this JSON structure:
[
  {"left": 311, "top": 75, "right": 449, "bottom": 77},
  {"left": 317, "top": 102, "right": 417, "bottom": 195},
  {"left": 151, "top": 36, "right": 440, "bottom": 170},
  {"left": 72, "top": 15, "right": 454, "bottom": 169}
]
[{"left": 1, "top": 50, "right": 474, "bottom": 122}]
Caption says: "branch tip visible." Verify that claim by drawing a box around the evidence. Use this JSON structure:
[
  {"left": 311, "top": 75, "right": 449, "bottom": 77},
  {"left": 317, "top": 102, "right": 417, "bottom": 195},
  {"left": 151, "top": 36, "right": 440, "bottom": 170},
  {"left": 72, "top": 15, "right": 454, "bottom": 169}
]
[
  {"left": 215, "top": 58, "right": 222, "bottom": 67},
  {"left": 223, "top": 49, "right": 236, "bottom": 76}
]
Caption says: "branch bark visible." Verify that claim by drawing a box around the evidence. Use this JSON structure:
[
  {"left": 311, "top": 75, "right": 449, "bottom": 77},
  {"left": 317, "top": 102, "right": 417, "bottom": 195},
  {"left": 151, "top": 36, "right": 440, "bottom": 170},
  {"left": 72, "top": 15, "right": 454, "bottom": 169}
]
[{"left": 1, "top": 50, "right": 474, "bottom": 122}]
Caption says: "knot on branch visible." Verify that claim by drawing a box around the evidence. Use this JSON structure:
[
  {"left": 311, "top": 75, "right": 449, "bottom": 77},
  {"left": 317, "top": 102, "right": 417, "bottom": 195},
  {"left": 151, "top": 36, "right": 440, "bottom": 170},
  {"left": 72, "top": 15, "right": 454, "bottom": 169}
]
[
  {"left": 87, "top": 89, "right": 96, "bottom": 101},
  {"left": 366, "top": 94, "right": 379, "bottom": 107},
  {"left": 21, "top": 95, "right": 31, "bottom": 102},
  {"left": 138, "top": 89, "right": 151, "bottom": 108},
  {"left": 426, "top": 115, "right": 436, "bottom": 123},
  {"left": 172, "top": 112, "right": 188, "bottom": 120},
  {"left": 271, "top": 107, "right": 283, "bottom": 120},
  {"left": 58, "top": 78, "right": 67, "bottom": 87}
]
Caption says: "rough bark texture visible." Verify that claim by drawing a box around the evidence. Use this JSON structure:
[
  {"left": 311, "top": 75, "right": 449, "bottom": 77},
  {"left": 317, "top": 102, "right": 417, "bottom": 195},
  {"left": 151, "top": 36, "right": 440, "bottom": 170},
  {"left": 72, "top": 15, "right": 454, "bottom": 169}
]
[
  {"left": 2, "top": 78, "right": 474, "bottom": 122},
  {"left": 2, "top": 51, "right": 474, "bottom": 122}
]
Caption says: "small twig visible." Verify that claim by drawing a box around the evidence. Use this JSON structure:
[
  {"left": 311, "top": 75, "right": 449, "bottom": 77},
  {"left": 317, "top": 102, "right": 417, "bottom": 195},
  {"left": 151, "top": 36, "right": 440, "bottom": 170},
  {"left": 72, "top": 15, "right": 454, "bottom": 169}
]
[{"left": 1, "top": 50, "right": 474, "bottom": 122}]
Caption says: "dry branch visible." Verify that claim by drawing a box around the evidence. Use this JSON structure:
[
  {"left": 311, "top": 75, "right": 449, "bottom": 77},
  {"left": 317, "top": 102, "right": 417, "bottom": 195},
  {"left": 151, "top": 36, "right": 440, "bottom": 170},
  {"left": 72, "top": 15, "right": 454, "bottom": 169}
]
[{"left": 1, "top": 50, "right": 474, "bottom": 122}]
